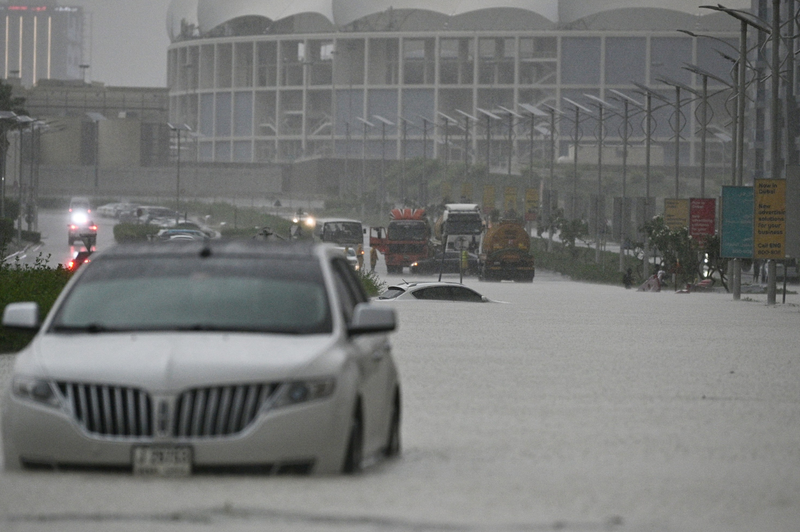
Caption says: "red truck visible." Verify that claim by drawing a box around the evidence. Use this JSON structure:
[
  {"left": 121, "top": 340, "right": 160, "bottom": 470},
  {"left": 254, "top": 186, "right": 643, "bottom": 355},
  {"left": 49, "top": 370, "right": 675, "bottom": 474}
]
[{"left": 370, "top": 208, "right": 432, "bottom": 274}]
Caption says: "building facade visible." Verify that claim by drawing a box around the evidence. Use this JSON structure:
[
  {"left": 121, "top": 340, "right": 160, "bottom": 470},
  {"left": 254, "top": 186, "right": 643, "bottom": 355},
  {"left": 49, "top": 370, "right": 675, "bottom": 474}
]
[
  {"left": 0, "top": 0, "right": 84, "bottom": 88},
  {"left": 166, "top": 0, "right": 749, "bottom": 179}
]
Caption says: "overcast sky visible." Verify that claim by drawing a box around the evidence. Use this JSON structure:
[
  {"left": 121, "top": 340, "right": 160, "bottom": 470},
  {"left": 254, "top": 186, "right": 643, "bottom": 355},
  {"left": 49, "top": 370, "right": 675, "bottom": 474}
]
[{"left": 71, "top": 0, "right": 171, "bottom": 87}]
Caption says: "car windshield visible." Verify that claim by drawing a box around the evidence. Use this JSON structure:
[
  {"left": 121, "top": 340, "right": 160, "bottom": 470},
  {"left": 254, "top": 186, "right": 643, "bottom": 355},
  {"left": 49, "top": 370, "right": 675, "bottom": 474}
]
[
  {"left": 445, "top": 215, "right": 483, "bottom": 235},
  {"left": 321, "top": 221, "right": 362, "bottom": 245},
  {"left": 387, "top": 221, "right": 428, "bottom": 241},
  {"left": 50, "top": 255, "right": 332, "bottom": 335}
]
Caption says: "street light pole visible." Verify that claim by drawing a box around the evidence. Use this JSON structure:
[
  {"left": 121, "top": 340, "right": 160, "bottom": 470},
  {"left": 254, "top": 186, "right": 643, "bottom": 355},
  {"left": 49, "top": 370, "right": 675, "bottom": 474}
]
[
  {"left": 373, "top": 115, "right": 394, "bottom": 215},
  {"left": 0, "top": 111, "right": 18, "bottom": 219},
  {"left": 356, "top": 117, "right": 373, "bottom": 219},
  {"left": 498, "top": 105, "right": 522, "bottom": 177},
  {"left": 563, "top": 98, "right": 593, "bottom": 221},
  {"left": 168, "top": 123, "right": 192, "bottom": 224},
  {"left": 585, "top": 94, "right": 616, "bottom": 265}
]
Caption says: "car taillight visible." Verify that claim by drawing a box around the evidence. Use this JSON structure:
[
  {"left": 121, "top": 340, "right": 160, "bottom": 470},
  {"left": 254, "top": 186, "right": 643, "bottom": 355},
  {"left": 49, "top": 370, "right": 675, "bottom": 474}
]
[
  {"left": 90, "top": 225, "right": 97, "bottom": 231},
  {"left": 67, "top": 260, "right": 76, "bottom": 270}
]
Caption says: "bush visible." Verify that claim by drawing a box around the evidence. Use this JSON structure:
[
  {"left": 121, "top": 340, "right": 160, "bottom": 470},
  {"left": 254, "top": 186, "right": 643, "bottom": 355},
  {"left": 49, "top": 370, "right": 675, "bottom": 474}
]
[
  {"left": 357, "top": 268, "right": 385, "bottom": 297},
  {"left": 0, "top": 254, "right": 72, "bottom": 353},
  {"left": 113, "top": 223, "right": 161, "bottom": 243},
  {"left": 532, "top": 237, "right": 640, "bottom": 286}
]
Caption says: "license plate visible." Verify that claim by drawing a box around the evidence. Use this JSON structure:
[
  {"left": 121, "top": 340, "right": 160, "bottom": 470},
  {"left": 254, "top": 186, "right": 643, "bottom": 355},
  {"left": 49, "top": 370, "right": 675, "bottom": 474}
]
[{"left": 132, "top": 446, "right": 192, "bottom": 476}]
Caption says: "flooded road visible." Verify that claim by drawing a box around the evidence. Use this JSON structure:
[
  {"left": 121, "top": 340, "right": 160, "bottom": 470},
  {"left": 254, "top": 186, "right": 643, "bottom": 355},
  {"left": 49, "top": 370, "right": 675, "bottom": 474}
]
[{"left": 1, "top": 264, "right": 798, "bottom": 532}]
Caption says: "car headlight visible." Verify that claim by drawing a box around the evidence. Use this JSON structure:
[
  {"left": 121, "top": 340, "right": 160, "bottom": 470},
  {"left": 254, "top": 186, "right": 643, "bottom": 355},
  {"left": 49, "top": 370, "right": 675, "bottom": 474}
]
[
  {"left": 12, "top": 376, "right": 61, "bottom": 408},
  {"left": 273, "top": 378, "right": 335, "bottom": 408}
]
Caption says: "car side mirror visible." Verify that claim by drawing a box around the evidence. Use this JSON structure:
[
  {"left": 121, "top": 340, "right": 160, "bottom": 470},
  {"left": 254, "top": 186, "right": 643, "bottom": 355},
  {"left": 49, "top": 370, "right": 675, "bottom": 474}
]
[
  {"left": 348, "top": 303, "right": 396, "bottom": 335},
  {"left": 2, "top": 302, "right": 40, "bottom": 331}
]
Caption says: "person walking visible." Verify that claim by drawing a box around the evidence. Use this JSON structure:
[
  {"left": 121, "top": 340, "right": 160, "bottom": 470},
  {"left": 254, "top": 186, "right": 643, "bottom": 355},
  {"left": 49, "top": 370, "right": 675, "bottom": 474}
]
[
  {"left": 356, "top": 243, "right": 364, "bottom": 271},
  {"left": 370, "top": 246, "right": 378, "bottom": 272}
]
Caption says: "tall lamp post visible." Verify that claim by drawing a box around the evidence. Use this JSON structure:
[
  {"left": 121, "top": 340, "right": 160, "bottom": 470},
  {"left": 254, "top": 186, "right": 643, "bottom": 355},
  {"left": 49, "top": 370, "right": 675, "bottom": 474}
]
[
  {"left": 562, "top": 98, "right": 593, "bottom": 221},
  {"left": 455, "top": 109, "right": 477, "bottom": 185},
  {"left": 584, "top": 94, "right": 616, "bottom": 264},
  {"left": 498, "top": 105, "right": 522, "bottom": 176},
  {"left": 682, "top": 63, "right": 735, "bottom": 199},
  {"left": 372, "top": 114, "right": 394, "bottom": 215},
  {"left": 655, "top": 78, "right": 689, "bottom": 200},
  {"left": 87, "top": 112, "right": 106, "bottom": 195},
  {"left": 476, "top": 108, "right": 501, "bottom": 173},
  {"left": 356, "top": 117, "right": 373, "bottom": 219},
  {"left": 609, "top": 90, "right": 645, "bottom": 273},
  {"left": 437, "top": 112, "right": 458, "bottom": 176},
  {"left": 700, "top": 4, "right": 773, "bottom": 302},
  {"left": 167, "top": 123, "right": 192, "bottom": 224},
  {"left": 0, "top": 111, "right": 18, "bottom": 219}
]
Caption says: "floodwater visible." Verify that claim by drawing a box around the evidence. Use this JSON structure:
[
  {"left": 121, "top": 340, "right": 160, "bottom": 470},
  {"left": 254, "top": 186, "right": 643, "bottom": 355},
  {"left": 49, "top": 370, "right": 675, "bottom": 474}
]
[{"left": 0, "top": 267, "right": 798, "bottom": 532}]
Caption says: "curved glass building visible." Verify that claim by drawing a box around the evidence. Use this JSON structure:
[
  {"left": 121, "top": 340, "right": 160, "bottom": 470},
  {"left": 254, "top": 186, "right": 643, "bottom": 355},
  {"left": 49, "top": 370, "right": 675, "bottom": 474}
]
[{"left": 166, "top": 0, "right": 748, "bottom": 176}]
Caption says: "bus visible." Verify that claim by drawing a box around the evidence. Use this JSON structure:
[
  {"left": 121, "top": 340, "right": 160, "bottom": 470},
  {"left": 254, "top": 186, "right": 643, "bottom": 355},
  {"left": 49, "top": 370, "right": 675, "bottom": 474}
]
[{"left": 313, "top": 218, "right": 365, "bottom": 247}]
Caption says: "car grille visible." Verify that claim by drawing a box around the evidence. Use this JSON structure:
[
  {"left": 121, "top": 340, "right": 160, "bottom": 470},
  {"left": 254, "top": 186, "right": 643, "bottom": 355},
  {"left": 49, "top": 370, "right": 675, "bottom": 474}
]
[
  {"left": 57, "top": 382, "right": 153, "bottom": 438},
  {"left": 173, "top": 384, "right": 276, "bottom": 438}
]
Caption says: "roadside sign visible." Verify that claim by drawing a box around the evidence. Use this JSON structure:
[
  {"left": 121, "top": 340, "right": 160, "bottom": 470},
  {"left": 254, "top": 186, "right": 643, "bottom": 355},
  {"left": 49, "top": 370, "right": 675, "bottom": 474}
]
[
  {"left": 461, "top": 182, "right": 473, "bottom": 202},
  {"left": 525, "top": 188, "right": 539, "bottom": 221},
  {"left": 482, "top": 185, "right": 495, "bottom": 213},
  {"left": 721, "top": 186, "right": 754, "bottom": 258},
  {"left": 689, "top": 198, "right": 716, "bottom": 241},
  {"left": 664, "top": 198, "right": 690, "bottom": 230},
  {"left": 504, "top": 186, "right": 517, "bottom": 213},
  {"left": 753, "top": 179, "right": 786, "bottom": 260}
]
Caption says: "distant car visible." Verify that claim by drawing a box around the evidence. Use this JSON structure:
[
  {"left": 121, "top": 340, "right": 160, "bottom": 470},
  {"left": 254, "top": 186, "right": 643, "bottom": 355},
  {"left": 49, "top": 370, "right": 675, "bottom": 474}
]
[
  {"left": 377, "top": 281, "right": 489, "bottom": 302},
  {"left": 409, "top": 250, "right": 479, "bottom": 275},
  {"left": 1, "top": 241, "right": 401, "bottom": 475},
  {"left": 137, "top": 206, "right": 180, "bottom": 226},
  {"left": 335, "top": 246, "right": 359, "bottom": 270},
  {"left": 67, "top": 220, "right": 97, "bottom": 248},
  {"left": 97, "top": 202, "right": 138, "bottom": 219},
  {"left": 68, "top": 196, "right": 92, "bottom": 225},
  {"left": 156, "top": 228, "right": 209, "bottom": 242}
]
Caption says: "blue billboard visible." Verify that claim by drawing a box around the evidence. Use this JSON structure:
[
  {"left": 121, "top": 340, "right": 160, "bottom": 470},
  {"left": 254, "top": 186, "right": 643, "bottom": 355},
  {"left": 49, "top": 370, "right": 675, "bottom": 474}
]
[{"left": 721, "top": 186, "right": 754, "bottom": 258}]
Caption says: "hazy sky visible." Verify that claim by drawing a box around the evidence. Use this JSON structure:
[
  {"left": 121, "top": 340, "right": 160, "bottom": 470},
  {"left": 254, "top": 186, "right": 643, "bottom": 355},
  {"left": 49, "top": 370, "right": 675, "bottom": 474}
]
[{"left": 70, "top": 0, "right": 171, "bottom": 87}]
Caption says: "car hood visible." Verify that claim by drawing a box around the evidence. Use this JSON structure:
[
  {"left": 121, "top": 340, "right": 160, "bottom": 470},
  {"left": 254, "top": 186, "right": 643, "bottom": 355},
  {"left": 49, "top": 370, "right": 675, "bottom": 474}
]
[{"left": 20, "top": 332, "right": 338, "bottom": 392}]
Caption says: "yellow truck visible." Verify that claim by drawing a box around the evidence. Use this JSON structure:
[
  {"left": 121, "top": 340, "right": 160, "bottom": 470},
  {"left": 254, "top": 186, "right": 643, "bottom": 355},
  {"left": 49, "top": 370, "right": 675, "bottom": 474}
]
[{"left": 478, "top": 219, "right": 535, "bottom": 282}]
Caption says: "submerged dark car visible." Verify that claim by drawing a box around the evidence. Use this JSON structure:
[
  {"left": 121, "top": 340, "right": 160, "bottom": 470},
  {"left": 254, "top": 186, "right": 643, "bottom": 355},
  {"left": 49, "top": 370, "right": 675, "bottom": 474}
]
[{"left": 409, "top": 250, "right": 479, "bottom": 275}]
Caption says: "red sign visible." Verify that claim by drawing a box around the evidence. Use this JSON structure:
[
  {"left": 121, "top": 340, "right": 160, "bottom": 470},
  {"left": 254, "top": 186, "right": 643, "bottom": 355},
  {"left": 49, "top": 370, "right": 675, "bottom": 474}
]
[{"left": 689, "top": 198, "right": 716, "bottom": 240}]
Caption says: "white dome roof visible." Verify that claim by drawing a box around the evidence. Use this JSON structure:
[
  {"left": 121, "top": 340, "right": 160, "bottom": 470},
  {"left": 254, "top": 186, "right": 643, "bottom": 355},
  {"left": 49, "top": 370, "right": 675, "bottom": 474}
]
[{"left": 169, "top": 0, "right": 752, "bottom": 38}]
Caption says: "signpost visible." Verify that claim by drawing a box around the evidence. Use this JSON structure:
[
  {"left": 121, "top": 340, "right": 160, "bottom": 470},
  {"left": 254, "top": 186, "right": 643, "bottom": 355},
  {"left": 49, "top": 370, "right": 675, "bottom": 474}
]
[
  {"left": 525, "top": 188, "right": 539, "bottom": 222},
  {"left": 689, "top": 198, "right": 716, "bottom": 242},
  {"left": 504, "top": 186, "right": 517, "bottom": 214},
  {"left": 721, "top": 186, "right": 754, "bottom": 259},
  {"left": 753, "top": 179, "right": 786, "bottom": 260},
  {"left": 482, "top": 185, "right": 495, "bottom": 214},
  {"left": 664, "top": 198, "right": 690, "bottom": 230}
]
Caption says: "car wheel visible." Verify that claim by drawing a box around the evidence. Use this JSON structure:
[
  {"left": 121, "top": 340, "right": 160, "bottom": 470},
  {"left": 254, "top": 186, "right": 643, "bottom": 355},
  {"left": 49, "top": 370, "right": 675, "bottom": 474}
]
[
  {"left": 342, "top": 403, "right": 363, "bottom": 474},
  {"left": 384, "top": 390, "right": 401, "bottom": 458}
]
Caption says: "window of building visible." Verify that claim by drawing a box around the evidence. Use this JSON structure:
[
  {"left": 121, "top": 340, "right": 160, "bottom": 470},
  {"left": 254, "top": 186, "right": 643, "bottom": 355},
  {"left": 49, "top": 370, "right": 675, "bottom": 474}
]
[
  {"left": 605, "top": 37, "right": 646, "bottom": 85},
  {"left": 561, "top": 37, "right": 601, "bottom": 85}
]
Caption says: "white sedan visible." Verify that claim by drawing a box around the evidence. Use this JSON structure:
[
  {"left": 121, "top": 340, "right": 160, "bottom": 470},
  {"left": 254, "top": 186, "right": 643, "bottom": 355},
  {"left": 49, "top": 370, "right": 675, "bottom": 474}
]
[
  {"left": 377, "top": 281, "right": 489, "bottom": 302},
  {"left": 2, "top": 241, "right": 401, "bottom": 475}
]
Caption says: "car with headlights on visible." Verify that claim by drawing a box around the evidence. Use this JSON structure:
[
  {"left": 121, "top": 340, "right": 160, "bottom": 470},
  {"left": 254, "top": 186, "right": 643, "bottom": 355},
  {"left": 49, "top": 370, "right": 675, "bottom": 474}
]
[{"left": 1, "top": 241, "right": 401, "bottom": 475}]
